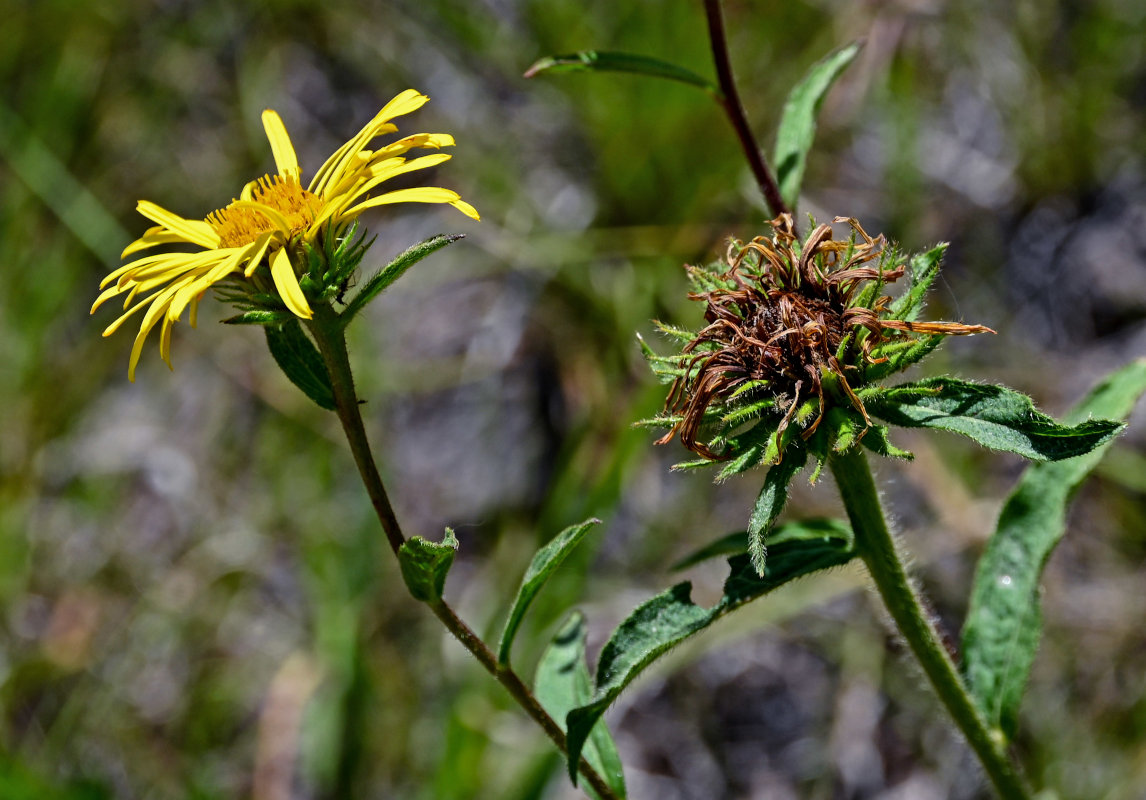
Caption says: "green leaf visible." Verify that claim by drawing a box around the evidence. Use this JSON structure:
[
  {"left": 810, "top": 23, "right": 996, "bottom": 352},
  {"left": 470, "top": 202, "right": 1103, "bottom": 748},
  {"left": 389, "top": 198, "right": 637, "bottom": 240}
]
[
  {"left": 339, "top": 234, "right": 464, "bottom": 328},
  {"left": 398, "top": 529, "right": 459, "bottom": 603},
  {"left": 265, "top": 320, "right": 336, "bottom": 410},
  {"left": 961, "top": 359, "right": 1146, "bottom": 739},
  {"left": 773, "top": 42, "right": 862, "bottom": 210},
  {"left": 863, "top": 376, "right": 1123, "bottom": 461},
  {"left": 566, "top": 522, "right": 855, "bottom": 781},
  {"left": 534, "top": 613, "right": 627, "bottom": 799},
  {"left": 889, "top": 243, "right": 948, "bottom": 321},
  {"left": 497, "top": 519, "right": 601, "bottom": 666},
  {"left": 747, "top": 446, "right": 808, "bottom": 576},
  {"left": 524, "top": 50, "right": 716, "bottom": 93}
]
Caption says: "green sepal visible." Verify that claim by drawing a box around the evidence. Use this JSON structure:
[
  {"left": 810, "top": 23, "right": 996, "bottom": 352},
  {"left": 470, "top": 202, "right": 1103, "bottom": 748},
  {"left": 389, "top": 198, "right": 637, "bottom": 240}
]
[
  {"left": 222, "top": 309, "right": 296, "bottom": 326},
  {"left": 339, "top": 233, "right": 464, "bottom": 329},
  {"left": 862, "top": 376, "right": 1123, "bottom": 461},
  {"left": 565, "top": 521, "right": 855, "bottom": 782},
  {"left": 525, "top": 50, "right": 716, "bottom": 94},
  {"left": 773, "top": 41, "right": 863, "bottom": 210},
  {"left": 671, "top": 517, "right": 852, "bottom": 571},
  {"left": 961, "top": 360, "right": 1146, "bottom": 740},
  {"left": 850, "top": 242, "right": 905, "bottom": 312},
  {"left": 264, "top": 319, "right": 336, "bottom": 410},
  {"left": 863, "top": 334, "right": 944, "bottom": 382},
  {"left": 890, "top": 243, "right": 948, "bottom": 321},
  {"left": 747, "top": 445, "right": 807, "bottom": 576},
  {"left": 398, "top": 528, "right": 459, "bottom": 603},
  {"left": 497, "top": 519, "right": 601, "bottom": 666},
  {"left": 859, "top": 424, "right": 914, "bottom": 460},
  {"left": 651, "top": 321, "right": 699, "bottom": 344},
  {"left": 534, "top": 612, "right": 627, "bottom": 799}
]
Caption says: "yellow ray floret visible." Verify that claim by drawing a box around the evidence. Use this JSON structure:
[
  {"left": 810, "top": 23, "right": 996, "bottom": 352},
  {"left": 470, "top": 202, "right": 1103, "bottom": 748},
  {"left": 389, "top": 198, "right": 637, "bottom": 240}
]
[{"left": 94, "top": 89, "right": 479, "bottom": 381}]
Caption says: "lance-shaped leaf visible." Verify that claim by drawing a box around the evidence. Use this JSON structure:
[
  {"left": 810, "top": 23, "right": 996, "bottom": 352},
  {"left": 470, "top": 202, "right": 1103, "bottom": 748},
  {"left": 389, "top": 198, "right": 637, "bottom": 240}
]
[
  {"left": 498, "top": 519, "right": 601, "bottom": 666},
  {"left": 524, "top": 50, "right": 716, "bottom": 93},
  {"left": 773, "top": 41, "right": 862, "bottom": 210},
  {"left": 339, "top": 233, "right": 464, "bottom": 329},
  {"left": 534, "top": 613, "right": 627, "bottom": 799},
  {"left": 398, "top": 529, "right": 458, "bottom": 603},
  {"left": 747, "top": 446, "right": 808, "bottom": 576},
  {"left": 265, "top": 320, "right": 336, "bottom": 410},
  {"left": 862, "top": 376, "right": 1123, "bottom": 461},
  {"left": 565, "top": 523, "right": 855, "bottom": 782},
  {"left": 962, "top": 360, "right": 1146, "bottom": 740}
]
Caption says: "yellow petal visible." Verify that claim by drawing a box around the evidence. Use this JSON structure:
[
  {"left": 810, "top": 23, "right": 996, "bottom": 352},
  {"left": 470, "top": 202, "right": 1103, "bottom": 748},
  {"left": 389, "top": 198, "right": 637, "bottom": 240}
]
[
  {"left": 309, "top": 90, "right": 430, "bottom": 196},
  {"left": 451, "top": 199, "right": 480, "bottom": 221},
  {"left": 242, "top": 231, "right": 275, "bottom": 277},
  {"left": 335, "top": 154, "right": 455, "bottom": 209},
  {"left": 128, "top": 286, "right": 179, "bottom": 381},
  {"left": 189, "top": 295, "right": 201, "bottom": 328},
  {"left": 227, "top": 200, "right": 292, "bottom": 234},
  {"left": 262, "top": 109, "right": 302, "bottom": 181},
  {"left": 136, "top": 201, "right": 220, "bottom": 248},
  {"left": 270, "top": 247, "right": 312, "bottom": 319},
  {"left": 340, "top": 186, "right": 461, "bottom": 218}
]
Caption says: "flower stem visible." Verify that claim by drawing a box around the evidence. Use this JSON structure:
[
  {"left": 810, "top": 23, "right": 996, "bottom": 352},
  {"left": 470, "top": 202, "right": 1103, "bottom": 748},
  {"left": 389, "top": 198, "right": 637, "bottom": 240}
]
[
  {"left": 308, "top": 305, "right": 405, "bottom": 557},
  {"left": 702, "top": 0, "right": 789, "bottom": 219},
  {"left": 828, "top": 446, "right": 1032, "bottom": 800},
  {"left": 307, "top": 306, "right": 620, "bottom": 800}
]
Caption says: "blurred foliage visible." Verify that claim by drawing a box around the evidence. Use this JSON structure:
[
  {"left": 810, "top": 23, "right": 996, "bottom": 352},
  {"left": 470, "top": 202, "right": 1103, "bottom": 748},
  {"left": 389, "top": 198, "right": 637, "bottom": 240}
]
[{"left": 1, "top": 0, "right": 1144, "bottom": 798}]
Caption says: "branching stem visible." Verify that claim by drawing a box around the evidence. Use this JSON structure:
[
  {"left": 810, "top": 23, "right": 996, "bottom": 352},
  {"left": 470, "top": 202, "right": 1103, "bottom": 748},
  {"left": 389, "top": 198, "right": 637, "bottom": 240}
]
[
  {"left": 829, "top": 447, "right": 1033, "bottom": 800},
  {"left": 307, "top": 306, "right": 620, "bottom": 800}
]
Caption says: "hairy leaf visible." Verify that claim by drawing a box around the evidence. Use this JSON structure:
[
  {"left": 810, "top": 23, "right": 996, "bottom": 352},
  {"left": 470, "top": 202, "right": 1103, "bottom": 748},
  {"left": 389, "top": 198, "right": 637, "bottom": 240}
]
[
  {"left": 265, "top": 320, "right": 336, "bottom": 410},
  {"left": 565, "top": 524, "right": 855, "bottom": 781},
  {"left": 534, "top": 613, "right": 627, "bottom": 799},
  {"left": 498, "top": 519, "right": 600, "bottom": 665},
  {"left": 398, "top": 529, "right": 458, "bottom": 603},
  {"left": 773, "top": 42, "right": 862, "bottom": 210},
  {"left": 525, "top": 50, "right": 716, "bottom": 93},
  {"left": 863, "top": 377, "right": 1123, "bottom": 461},
  {"left": 962, "top": 360, "right": 1146, "bottom": 739}
]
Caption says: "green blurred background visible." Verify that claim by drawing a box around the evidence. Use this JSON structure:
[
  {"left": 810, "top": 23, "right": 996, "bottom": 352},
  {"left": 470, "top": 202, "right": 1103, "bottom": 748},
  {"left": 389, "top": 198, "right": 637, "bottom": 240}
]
[{"left": 2, "top": 0, "right": 1145, "bottom": 797}]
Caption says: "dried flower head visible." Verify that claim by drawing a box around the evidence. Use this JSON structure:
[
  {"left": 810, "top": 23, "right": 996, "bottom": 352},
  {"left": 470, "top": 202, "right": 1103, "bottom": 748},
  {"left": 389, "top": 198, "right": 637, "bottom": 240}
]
[
  {"left": 642, "top": 214, "right": 991, "bottom": 474},
  {"left": 93, "top": 89, "right": 478, "bottom": 380}
]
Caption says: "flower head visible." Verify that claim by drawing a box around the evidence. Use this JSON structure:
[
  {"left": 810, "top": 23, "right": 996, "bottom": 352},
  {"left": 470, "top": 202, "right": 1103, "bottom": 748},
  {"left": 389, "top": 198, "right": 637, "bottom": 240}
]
[
  {"left": 642, "top": 214, "right": 991, "bottom": 475},
  {"left": 93, "top": 89, "right": 478, "bottom": 380}
]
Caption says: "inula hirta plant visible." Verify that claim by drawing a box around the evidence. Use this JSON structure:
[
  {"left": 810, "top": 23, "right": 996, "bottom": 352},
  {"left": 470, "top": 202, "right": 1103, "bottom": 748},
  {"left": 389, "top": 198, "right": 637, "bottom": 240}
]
[
  {"left": 88, "top": 3, "right": 1146, "bottom": 799},
  {"left": 93, "top": 89, "right": 477, "bottom": 380}
]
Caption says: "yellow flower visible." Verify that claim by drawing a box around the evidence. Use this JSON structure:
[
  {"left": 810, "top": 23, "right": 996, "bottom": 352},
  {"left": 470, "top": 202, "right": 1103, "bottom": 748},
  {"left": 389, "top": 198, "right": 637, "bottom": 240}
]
[{"left": 93, "top": 89, "right": 479, "bottom": 380}]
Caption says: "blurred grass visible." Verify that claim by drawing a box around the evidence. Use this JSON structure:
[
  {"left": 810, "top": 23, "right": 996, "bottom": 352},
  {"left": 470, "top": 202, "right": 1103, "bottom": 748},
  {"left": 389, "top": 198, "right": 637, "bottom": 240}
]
[{"left": 1, "top": 0, "right": 1144, "bottom": 798}]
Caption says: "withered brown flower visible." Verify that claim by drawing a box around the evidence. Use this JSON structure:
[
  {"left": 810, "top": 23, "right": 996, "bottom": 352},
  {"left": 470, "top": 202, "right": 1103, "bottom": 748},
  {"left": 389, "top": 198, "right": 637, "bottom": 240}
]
[{"left": 655, "top": 214, "right": 992, "bottom": 460}]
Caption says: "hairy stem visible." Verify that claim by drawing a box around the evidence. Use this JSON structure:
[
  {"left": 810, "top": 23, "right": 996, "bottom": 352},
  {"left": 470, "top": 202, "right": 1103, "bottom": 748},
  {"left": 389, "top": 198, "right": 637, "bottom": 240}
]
[
  {"left": 702, "top": 0, "right": 789, "bottom": 218},
  {"left": 829, "top": 447, "right": 1032, "bottom": 800},
  {"left": 307, "top": 306, "right": 620, "bottom": 800}
]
